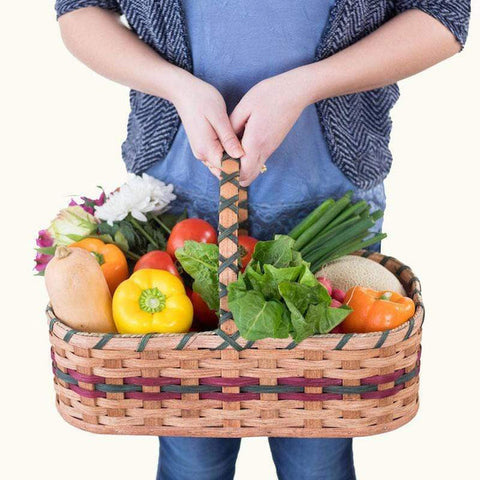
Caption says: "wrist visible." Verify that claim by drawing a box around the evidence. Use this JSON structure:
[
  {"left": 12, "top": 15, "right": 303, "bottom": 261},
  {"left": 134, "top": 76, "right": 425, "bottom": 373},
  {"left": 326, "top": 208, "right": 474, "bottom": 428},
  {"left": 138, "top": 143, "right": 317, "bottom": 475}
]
[
  {"left": 155, "top": 66, "right": 194, "bottom": 105},
  {"left": 289, "top": 62, "right": 331, "bottom": 106}
]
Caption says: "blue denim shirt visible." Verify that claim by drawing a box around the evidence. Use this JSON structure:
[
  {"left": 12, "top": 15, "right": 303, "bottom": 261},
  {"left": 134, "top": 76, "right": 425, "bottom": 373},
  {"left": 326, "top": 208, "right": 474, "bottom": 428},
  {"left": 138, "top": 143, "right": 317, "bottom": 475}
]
[
  {"left": 55, "top": 0, "right": 470, "bottom": 193},
  {"left": 146, "top": 0, "right": 385, "bottom": 239}
]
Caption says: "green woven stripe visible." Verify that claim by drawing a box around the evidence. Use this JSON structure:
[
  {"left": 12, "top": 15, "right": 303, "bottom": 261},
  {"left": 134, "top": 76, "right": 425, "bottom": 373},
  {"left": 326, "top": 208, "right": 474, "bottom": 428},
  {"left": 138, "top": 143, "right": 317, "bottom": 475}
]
[
  {"left": 361, "top": 251, "right": 372, "bottom": 258},
  {"left": 215, "top": 329, "right": 243, "bottom": 351},
  {"left": 334, "top": 334, "right": 353, "bottom": 350},
  {"left": 395, "top": 366, "right": 419, "bottom": 385},
  {"left": 218, "top": 252, "right": 240, "bottom": 274},
  {"left": 408, "top": 276, "right": 421, "bottom": 289},
  {"left": 136, "top": 333, "right": 153, "bottom": 352},
  {"left": 396, "top": 264, "right": 411, "bottom": 276},
  {"left": 374, "top": 330, "right": 390, "bottom": 349},
  {"left": 218, "top": 223, "right": 238, "bottom": 242},
  {"left": 96, "top": 383, "right": 141, "bottom": 393},
  {"left": 63, "top": 329, "right": 78, "bottom": 343},
  {"left": 219, "top": 195, "right": 239, "bottom": 213},
  {"left": 324, "top": 384, "right": 377, "bottom": 394},
  {"left": 49, "top": 317, "right": 58, "bottom": 333},
  {"left": 242, "top": 385, "right": 303, "bottom": 393},
  {"left": 163, "top": 384, "right": 221, "bottom": 393},
  {"left": 55, "top": 368, "right": 77, "bottom": 385},
  {"left": 218, "top": 308, "right": 233, "bottom": 324},
  {"left": 175, "top": 332, "right": 193, "bottom": 350},
  {"left": 220, "top": 171, "right": 239, "bottom": 186},
  {"left": 286, "top": 341, "right": 297, "bottom": 350},
  {"left": 93, "top": 334, "right": 114, "bottom": 350},
  {"left": 219, "top": 283, "right": 228, "bottom": 297},
  {"left": 380, "top": 255, "right": 392, "bottom": 266},
  {"left": 244, "top": 340, "right": 255, "bottom": 349},
  {"left": 403, "top": 318, "right": 415, "bottom": 340}
]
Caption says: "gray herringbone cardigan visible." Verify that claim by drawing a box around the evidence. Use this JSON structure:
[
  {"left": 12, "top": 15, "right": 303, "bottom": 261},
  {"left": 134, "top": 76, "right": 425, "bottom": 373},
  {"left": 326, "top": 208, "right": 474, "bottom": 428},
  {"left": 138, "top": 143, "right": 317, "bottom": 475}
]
[{"left": 56, "top": 0, "right": 470, "bottom": 189}]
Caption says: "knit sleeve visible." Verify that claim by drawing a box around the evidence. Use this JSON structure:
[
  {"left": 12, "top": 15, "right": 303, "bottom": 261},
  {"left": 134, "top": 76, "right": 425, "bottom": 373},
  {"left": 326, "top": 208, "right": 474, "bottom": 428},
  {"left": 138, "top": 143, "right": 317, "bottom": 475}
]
[
  {"left": 55, "top": 0, "right": 122, "bottom": 18},
  {"left": 395, "top": 0, "right": 470, "bottom": 49}
]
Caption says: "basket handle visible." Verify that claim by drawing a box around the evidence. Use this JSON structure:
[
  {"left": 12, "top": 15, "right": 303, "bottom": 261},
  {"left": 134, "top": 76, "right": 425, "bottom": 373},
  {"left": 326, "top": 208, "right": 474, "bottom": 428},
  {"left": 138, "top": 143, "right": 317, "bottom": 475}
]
[{"left": 218, "top": 154, "right": 248, "bottom": 335}]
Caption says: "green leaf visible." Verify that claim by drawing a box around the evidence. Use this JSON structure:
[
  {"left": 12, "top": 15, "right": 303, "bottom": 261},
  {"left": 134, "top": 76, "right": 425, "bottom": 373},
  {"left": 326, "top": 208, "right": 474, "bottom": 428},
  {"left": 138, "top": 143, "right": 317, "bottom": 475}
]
[
  {"left": 176, "top": 241, "right": 219, "bottom": 311},
  {"left": 228, "top": 290, "right": 290, "bottom": 340},
  {"left": 297, "top": 262, "right": 320, "bottom": 288},
  {"left": 252, "top": 235, "right": 295, "bottom": 268},
  {"left": 35, "top": 246, "right": 57, "bottom": 255},
  {"left": 306, "top": 304, "right": 352, "bottom": 334},
  {"left": 278, "top": 281, "right": 332, "bottom": 343},
  {"left": 65, "top": 233, "right": 85, "bottom": 242},
  {"left": 113, "top": 231, "right": 129, "bottom": 252}
]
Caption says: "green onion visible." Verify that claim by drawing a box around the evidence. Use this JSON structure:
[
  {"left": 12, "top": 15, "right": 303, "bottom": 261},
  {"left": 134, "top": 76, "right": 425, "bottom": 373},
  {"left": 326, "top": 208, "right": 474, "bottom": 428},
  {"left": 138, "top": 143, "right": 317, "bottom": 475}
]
[
  {"left": 288, "top": 198, "right": 335, "bottom": 240},
  {"left": 293, "top": 192, "right": 353, "bottom": 251},
  {"left": 310, "top": 233, "right": 387, "bottom": 272}
]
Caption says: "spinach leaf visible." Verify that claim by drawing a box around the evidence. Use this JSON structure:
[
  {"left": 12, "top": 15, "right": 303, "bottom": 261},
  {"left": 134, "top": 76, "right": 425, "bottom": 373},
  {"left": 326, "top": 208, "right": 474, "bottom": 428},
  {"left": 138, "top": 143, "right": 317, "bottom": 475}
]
[
  {"left": 228, "top": 290, "right": 290, "bottom": 340},
  {"left": 244, "top": 263, "right": 303, "bottom": 301},
  {"left": 252, "top": 235, "right": 295, "bottom": 268},
  {"left": 176, "top": 241, "right": 219, "bottom": 311},
  {"left": 306, "top": 304, "right": 352, "bottom": 334},
  {"left": 278, "top": 281, "right": 323, "bottom": 343}
]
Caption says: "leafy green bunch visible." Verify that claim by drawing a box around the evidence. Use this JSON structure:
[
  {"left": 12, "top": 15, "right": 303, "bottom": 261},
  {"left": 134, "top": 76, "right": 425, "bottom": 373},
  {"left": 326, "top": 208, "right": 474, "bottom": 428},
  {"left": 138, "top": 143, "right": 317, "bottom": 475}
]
[{"left": 176, "top": 235, "right": 351, "bottom": 344}]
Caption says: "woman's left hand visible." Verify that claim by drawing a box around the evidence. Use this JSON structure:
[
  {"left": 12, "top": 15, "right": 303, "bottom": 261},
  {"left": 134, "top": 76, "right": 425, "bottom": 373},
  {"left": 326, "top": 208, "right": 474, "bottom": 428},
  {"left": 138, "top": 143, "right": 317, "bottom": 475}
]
[{"left": 230, "top": 71, "right": 310, "bottom": 186}]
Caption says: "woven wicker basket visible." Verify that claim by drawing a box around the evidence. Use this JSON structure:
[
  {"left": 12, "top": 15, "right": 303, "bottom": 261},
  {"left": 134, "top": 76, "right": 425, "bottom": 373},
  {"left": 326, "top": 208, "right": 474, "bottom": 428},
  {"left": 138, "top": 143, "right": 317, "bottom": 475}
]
[{"left": 47, "top": 156, "right": 424, "bottom": 438}]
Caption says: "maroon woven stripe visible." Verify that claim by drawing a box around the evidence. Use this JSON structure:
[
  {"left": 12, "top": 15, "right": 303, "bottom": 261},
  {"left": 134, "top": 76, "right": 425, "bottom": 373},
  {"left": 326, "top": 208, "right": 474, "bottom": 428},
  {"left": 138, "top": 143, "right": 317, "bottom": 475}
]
[
  {"left": 361, "top": 384, "right": 404, "bottom": 399},
  {"left": 361, "top": 369, "right": 405, "bottom": 385},
  {"left": 278, "top": 393, "right": 343, "bottom": 401},
  {"left": 200, "top": 377, "right": 259, "bottom": 387},
  {"left": 278, "top": 377, "right": 343, "bottom": 387},
  {"left": 67, "top": 369, "right": 105, "bottom": 384},
  {"left": 200, "top": 392, "right": 260, "bottom": 401},
  {"left": 125, "top": 392, "right": 182, "bottom": 400},
  {"left": 70, "top": 384, "right": 106, "bottom": 399},
  {"left": 124, "top": 377, "right": 182, "bottom": 387}
]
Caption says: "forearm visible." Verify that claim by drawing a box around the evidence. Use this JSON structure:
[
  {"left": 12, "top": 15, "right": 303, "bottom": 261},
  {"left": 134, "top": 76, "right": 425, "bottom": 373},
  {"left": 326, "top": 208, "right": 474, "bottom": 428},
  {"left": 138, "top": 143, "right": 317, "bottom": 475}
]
[
  {"left": 291, "top": 9, "right": 461, "bottom": 106},
  {"left": 58, "top": 7, "right": 190, "bottom": 102}
]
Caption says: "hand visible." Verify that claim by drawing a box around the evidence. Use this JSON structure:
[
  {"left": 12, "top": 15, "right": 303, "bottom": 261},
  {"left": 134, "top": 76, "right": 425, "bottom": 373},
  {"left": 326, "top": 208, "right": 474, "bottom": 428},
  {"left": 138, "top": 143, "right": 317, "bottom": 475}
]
[
  {"left": 173, "top": 74, "right": 244, "bottom": 177},
  {"left": 230, "top": 71, "right": 310, "bottom": 186}
]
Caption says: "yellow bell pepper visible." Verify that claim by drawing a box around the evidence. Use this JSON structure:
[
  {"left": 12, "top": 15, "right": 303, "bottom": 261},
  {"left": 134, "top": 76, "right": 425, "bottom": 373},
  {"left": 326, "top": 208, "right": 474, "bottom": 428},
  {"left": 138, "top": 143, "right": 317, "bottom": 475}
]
[{"left": 113, "top": 269, "right": 193, "bottom": 334}]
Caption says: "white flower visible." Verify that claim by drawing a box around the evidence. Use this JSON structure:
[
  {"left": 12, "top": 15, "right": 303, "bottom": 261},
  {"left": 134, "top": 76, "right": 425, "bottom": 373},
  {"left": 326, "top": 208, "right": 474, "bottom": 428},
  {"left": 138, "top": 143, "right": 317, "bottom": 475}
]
[{"left": 95, "top": 174, "right": 176, "bottom": 225}]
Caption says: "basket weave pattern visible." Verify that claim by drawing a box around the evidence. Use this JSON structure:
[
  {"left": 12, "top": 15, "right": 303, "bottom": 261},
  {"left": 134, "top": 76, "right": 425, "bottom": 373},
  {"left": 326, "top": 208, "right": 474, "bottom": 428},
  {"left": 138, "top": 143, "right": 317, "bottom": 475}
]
[{"left": 47, "top": 156, "right": 423, "bottom": 437}]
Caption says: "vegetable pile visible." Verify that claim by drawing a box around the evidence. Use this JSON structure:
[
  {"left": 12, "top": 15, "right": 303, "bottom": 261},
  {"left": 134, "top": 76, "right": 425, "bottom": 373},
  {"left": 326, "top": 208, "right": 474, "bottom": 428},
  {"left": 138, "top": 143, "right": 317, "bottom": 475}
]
[
  {"left": 38, "top": 178, "right": 415, "bottom": 340},
  {"left": 289, "top": 191, "right": 386, "bottom": 272}
]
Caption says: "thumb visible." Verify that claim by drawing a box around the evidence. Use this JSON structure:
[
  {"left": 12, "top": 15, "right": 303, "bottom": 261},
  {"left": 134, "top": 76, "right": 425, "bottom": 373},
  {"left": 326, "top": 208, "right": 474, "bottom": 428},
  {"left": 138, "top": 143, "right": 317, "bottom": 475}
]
[{"left": 211, "top": 112, "right": 244, "bottom": 159}]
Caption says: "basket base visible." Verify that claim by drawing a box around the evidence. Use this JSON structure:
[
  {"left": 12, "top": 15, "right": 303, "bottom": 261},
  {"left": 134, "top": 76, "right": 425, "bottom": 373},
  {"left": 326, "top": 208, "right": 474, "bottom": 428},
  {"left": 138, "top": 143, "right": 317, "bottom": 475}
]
[{"left": 56, "top": 398, "right": 419, "bottom": 438}]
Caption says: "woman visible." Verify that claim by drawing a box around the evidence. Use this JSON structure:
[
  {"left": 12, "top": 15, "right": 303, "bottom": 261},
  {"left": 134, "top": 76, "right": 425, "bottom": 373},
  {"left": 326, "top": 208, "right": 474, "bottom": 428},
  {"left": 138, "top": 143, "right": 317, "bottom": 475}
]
[{"left": 54, "top": 1, "right": 470, "bottom": 479}]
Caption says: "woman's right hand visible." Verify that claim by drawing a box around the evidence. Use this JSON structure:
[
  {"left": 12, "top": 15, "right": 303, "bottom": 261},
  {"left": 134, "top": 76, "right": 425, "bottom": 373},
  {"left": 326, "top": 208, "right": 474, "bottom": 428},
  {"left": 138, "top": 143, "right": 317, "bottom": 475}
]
[{"left": 173, "top": 74, "right": 244, "bottom": 176}]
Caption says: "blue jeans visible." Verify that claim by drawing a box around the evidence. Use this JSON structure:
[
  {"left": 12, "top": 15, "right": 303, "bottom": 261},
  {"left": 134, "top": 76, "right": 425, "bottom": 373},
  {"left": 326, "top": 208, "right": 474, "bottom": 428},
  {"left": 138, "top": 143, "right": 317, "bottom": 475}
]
[{"left": 157, "top": 437, "right": 355, "bottom": 480}]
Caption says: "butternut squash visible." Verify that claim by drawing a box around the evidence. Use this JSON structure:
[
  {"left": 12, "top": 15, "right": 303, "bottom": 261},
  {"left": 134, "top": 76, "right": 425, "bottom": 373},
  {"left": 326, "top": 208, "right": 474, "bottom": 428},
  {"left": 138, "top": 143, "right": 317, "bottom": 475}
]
[{"left": 45, "top": 246, "right": 116, "bottom": 333}]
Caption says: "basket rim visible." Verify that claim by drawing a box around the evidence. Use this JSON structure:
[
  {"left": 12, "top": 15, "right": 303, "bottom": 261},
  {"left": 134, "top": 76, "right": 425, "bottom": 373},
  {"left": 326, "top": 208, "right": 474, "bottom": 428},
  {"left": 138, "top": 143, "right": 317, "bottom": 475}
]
[{"left": 47, "top": 250, "right": 424, "bottom": 352}]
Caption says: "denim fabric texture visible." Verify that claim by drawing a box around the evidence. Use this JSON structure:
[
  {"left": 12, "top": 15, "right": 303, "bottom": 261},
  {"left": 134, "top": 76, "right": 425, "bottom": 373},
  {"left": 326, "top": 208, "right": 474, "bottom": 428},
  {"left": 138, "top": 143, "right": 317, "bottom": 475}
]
[
  {"left": 157, "top": 437, "right": 356, "bottom": 480},
  {"left": 55, "top": 0, "right": 470, "bottom": 189},
  {"left": 145, "top": 0, "right": 386, "bottom": 240}
]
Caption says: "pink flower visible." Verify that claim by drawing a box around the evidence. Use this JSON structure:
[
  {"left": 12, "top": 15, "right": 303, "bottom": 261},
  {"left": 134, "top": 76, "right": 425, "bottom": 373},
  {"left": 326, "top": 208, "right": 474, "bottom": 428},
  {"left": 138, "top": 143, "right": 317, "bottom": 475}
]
[
  {"left": 34, "top": 252, "right": 53, "bottom": 272},
  {"left": 36, "top": 229, "right": 54, "bottom": 248}
]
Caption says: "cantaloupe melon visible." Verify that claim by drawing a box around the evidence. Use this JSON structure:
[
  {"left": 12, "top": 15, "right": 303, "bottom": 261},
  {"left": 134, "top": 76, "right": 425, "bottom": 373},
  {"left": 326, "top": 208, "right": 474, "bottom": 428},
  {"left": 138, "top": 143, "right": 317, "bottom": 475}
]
[{"left": 316, "top": 255, "right": 406, "bottom": 295}]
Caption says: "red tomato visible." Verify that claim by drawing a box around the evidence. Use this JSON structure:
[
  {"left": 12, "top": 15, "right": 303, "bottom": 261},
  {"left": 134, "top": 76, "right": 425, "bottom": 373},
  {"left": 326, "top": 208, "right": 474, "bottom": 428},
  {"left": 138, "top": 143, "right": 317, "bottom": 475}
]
[
  {"left": 134, "top": 250, "right": 181, "bottom": 279},
  {"left": 187, "top": 288, "right": 218, "bottom": 328},
  {"left": 167, "top": 219, "right": 217, "bottom": 259},
  {"left": 238, "top": 235, "right": 258, "bottom": 272}
]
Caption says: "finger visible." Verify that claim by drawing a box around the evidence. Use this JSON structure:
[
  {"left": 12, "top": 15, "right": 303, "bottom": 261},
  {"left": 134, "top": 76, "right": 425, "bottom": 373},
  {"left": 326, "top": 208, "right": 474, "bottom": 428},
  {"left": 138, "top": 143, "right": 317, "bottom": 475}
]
[
  {"left": 230, "top": 104, "right": 250, "bottom": 137},
  {"left": 188, "top": 119, "right": 223, "bottom": 169},
  {"left": 211, "top": 112, "right": 244, "bottom": 159}
]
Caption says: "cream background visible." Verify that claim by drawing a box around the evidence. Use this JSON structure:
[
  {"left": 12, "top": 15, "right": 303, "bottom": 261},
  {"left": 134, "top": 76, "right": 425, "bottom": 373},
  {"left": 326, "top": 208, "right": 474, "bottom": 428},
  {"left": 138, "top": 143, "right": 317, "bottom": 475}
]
[{"left": 1, "top": 1, "right": 479, "bottom": 479}]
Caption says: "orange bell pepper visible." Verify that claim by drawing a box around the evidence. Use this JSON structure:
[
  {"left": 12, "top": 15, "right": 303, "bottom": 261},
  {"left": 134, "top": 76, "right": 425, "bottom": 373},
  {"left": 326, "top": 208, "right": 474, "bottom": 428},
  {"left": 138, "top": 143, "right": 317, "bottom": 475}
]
[
  {"left": 342, "top": 286, "right": 415, "bottom": 333},
  {"left": 70, "top": 238, "right": 129, "bottom": 295}
]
